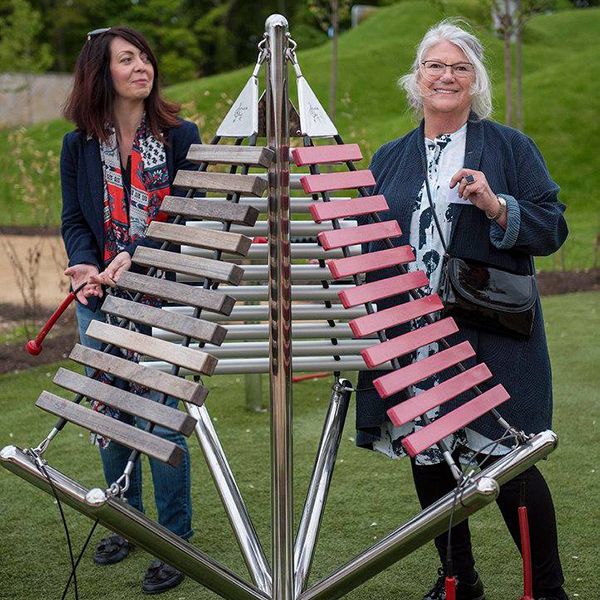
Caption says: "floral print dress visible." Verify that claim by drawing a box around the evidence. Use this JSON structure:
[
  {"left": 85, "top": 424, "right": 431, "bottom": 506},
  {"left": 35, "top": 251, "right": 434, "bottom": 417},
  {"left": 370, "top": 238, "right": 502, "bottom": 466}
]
[{"left": 372, "top": 124, "right": 509, "bottom": 465}]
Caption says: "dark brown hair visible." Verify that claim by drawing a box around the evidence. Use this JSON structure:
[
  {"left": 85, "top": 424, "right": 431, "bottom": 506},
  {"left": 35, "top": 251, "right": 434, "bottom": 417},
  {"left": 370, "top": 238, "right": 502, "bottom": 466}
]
[{"left": 63, "top": 26, "right": 180, "bottom": 141}]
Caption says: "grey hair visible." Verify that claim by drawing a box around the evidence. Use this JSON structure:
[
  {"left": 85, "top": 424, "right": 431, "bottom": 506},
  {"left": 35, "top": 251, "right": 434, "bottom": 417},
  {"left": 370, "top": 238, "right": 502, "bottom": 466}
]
[{"left": 399, "top": 19, "right": 492, "bottom": 120}]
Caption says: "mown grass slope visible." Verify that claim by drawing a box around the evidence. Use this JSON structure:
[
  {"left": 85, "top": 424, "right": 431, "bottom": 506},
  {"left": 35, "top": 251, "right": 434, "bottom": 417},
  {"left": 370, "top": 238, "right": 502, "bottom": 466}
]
[{"left": 0, "top": 1, "right": 598, "bottom": 271}]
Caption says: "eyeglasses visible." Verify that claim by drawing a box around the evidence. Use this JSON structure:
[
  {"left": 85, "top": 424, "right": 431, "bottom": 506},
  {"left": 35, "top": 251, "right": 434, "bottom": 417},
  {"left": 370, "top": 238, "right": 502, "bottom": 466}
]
[
  {"left": 87, "top": 27, "right": 111, "bottom": 41},
  {"left": 421, "top": 60, "right": 475, "bottom": 78}
]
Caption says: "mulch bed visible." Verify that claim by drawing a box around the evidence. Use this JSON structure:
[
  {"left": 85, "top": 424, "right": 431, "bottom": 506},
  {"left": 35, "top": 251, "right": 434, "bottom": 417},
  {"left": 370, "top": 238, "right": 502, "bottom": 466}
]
[
  {"left": 0, "top": 226, "right": 60, "bottom": 237},
  {"left": 0, "top": 302, "right": 78, "bottom": 374},
  {"left": 1, "top": 268, "right": 598, "bottom": 375}
]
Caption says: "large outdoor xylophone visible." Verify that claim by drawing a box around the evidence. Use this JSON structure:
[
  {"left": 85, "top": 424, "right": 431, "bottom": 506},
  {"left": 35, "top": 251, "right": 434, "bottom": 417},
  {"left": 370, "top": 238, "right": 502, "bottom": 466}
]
[{"left": 1, "top": 15, "right": 557, "bottom": 600}]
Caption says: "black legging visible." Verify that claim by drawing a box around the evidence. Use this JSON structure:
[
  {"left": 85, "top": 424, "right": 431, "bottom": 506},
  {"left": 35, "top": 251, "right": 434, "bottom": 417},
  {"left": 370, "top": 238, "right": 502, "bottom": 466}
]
[{"left": 410, "top": 455, "right": 565, "bottom": 596}]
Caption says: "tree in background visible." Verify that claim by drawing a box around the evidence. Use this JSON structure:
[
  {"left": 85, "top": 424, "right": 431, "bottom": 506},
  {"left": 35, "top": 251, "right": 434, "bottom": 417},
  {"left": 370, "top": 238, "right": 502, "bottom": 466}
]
[
  {"left": 0, "top": 0, "right": 52, "bottom": 72},
  {"left": 491, "top": 0, "right": 554, "bottom": 129},
  {"left": 308, "top": 0, "right": 351, "bottom": 122}
]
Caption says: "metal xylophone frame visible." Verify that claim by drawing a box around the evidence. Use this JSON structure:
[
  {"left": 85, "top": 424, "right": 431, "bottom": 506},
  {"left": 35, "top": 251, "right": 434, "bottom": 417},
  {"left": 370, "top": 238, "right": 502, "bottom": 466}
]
[{"left": 0, "top": 14, "right": 559, "bottom": 600}]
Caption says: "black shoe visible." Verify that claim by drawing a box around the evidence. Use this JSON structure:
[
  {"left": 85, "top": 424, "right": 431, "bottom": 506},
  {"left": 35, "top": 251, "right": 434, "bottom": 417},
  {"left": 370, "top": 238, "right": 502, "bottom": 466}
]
[
  {"left": 537, "top": 592, "right": 569, "bottom": 600},
  {"left": 142, "top": 559, "right": 185, "bottom": 594},
  {"left": 93, "top": 534, "right": 133, "bottom": 565},
  {"left": 423, "top": 567, "right": 485, "bottom": 600}
]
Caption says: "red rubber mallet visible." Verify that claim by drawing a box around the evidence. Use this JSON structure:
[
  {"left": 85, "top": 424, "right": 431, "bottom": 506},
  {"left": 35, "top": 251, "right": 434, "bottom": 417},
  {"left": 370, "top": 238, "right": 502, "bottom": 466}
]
[
  {"left": 445, "top": 576, "right": 457, "bottom": 600},
  {"left": 292, "top": 372, "right": 329, "bottom": 383},
  {"left": 518, "top": 480, "right": 534, "bottom": 600},
  {"left": 518, "top": 504, "right": 534, "bottom": 600},
  {"left": 25, "top": 281, "right": 87, "bottom": 355}
]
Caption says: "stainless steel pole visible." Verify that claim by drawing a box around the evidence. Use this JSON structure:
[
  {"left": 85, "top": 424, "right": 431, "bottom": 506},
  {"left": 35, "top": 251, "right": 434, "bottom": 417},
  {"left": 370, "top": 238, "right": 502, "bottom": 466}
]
[
  {"left": 186, "top": 403, "right": 272, "bottom": 594},
  {"left": 294, "top": 380, "right": 351, "bottom": 595},
  {"left": 265, "top": 13, "right": 293, "bottom": 600}
]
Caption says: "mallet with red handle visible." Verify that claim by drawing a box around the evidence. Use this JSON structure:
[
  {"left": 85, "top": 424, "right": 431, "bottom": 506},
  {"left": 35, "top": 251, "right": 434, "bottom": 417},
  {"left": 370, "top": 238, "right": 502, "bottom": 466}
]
[{"left": 25, "top": 281, "right": 87, "bottom": 356}]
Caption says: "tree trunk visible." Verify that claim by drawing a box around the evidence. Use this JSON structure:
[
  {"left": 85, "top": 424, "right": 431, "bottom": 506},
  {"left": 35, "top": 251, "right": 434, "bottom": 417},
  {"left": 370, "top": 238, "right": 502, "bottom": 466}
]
[
  {"left": 503, "top": 0, "right": 513, "bottom": 126},
  {"left": 329, "top": 0, "right": 339, "bottom": 122},
  {"left": 515, "top": 17, "right": 524, "bottom": 130}
]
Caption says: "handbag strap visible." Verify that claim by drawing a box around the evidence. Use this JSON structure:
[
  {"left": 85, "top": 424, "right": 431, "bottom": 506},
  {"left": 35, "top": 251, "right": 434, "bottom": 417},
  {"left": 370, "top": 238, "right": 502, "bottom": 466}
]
[{"left": 421, "top": 144, "right": 450, "bottom": 257}]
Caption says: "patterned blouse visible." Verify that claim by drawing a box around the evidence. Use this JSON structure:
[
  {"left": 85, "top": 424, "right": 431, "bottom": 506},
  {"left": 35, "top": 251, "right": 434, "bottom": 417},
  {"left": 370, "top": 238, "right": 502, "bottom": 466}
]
[{"left": 372, "top": 123, "right": 509, "bottom": 465}]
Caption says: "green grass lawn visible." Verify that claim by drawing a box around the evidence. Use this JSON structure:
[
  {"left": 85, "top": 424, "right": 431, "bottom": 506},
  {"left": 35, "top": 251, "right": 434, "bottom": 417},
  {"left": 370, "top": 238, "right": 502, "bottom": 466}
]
[
  {"left": 0, "top": 290, "right": 598, "bottom": 599},
  {"left": 1, "top": 2, "right": 599, "bottom": 271}
]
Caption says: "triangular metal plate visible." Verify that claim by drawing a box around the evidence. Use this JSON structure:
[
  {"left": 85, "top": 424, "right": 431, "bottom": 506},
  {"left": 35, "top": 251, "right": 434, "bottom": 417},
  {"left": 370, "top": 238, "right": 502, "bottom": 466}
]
[
  {"left": 217, "top": 76, "right": 259, "bottom": 138},
  {"left": 297, "top": 76, "right": 338, "bottom": 138}
]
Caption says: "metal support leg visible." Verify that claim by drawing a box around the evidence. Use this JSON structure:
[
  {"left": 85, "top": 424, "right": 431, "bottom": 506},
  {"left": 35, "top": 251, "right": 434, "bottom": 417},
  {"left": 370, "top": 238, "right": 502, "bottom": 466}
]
[
  {"left": 0, "top": 445, "right": 268, "bottom": 600},
  {"left": 186, "top": 403, "right": 272, "bottom": 594},
  {"left": 266, "top": 14, "right": 293, "bottom": 600},
  {"left": 298, "top": 430, "right": 557, "bottom": 600},
  {"left": 294, "top": 379, "right": 351, "bottom": 595}
]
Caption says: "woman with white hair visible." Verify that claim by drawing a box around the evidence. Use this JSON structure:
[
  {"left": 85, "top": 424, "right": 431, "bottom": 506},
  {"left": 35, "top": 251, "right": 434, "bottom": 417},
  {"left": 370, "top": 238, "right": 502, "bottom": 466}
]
[{"left": 355, "top": 20, "right": 569, "bottom": 600}]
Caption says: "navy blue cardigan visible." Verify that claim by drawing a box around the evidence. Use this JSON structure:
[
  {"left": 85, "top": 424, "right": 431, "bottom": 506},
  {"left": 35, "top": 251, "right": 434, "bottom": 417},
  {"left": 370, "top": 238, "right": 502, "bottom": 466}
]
[
  {"left": 356, "top": 117, "right": 568, "bottom": 446},
  {"left": 60, "top": 118, "right": 200, "bottom": 312}
]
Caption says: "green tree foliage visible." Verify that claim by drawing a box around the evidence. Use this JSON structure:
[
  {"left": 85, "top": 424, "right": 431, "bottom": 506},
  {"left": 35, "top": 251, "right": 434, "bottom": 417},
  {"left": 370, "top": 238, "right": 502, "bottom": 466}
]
[
  {"left": 12, "top": 0, "right": 392, "bottom": 83},
  {"left": 0, "top": 0, "right": 52, "bottom": 72}
]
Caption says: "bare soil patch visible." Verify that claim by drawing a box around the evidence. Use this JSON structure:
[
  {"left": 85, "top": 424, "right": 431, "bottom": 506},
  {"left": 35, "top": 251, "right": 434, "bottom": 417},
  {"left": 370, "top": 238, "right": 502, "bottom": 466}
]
[{"left": 0, "top": 234, "right": 68, "bottom": 306}]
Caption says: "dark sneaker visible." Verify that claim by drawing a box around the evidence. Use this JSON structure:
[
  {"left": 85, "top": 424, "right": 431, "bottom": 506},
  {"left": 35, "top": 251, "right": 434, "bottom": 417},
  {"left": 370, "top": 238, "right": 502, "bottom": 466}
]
[
  {"left": 423, "top": 567, "right": 485, "bottom": 600},
  {"left": 537, "top": 591, "right": 569, "bottom": 600},
  {"left": 142, "top": 559, "right": 185, "bottom": 594},
  {"left": 93, "top": 534, "right": 133, "bottom": 565}
]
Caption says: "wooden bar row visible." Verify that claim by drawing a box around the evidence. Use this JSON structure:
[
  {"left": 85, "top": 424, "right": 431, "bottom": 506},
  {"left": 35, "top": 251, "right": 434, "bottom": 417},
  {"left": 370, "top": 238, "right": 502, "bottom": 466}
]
[
  {"left": 146, "top": 221, "right": 252, "bottom": 256},
  {"left": 37, "top": 392, "right": 184, "bottom": 466},
  {"left": 186, "top": 144, "right": 275, "bottom": 168},
  {"left": 70, "top": 344, "right": 208, "bottom": 406},
  {"left": 173, "top": 170, "right": 268, "bottom": 197},
  {"left": 160, "top": 196, "right": 259, "bottom": 226},
  {"left": 53, "top": 368, "right": 196, "bottom": 436},
  {"left": 86, "top": 320, "right": 217, "bottom": 376}
]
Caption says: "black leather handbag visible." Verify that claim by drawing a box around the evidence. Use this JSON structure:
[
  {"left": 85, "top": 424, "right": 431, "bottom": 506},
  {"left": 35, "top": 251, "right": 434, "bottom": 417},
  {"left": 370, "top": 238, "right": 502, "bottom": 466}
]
[
  {"left": 421, "top": 166, "right": 536, "bottom": 339},
  {"left": 438, "top": 256, "right": 536, "bottom": 339}
]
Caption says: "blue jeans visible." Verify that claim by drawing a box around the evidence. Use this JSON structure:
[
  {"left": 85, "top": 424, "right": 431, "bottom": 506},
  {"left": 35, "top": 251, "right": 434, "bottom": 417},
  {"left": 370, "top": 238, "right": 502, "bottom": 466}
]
[{"left": 76, "top": 301, "right": 193, "bottom": 539}]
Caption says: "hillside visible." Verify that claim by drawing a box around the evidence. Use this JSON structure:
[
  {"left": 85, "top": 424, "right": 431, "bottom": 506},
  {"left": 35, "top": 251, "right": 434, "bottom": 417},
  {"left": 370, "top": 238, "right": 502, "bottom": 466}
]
[{"left": 1, "top": 1, "right": 598, "bottom": 271}]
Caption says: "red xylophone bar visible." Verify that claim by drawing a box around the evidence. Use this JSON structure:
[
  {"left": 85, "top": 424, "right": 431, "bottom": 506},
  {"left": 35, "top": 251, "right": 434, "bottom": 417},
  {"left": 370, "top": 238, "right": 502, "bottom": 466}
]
[
  {"left": 309, "top": 195, "right": 389, "bottom": 223},
  {"left": 349, "top": 294, "right": 444, "bottom": 338},
  {"left": 401, "top": 384, "right": 510, "bottom": 457},
  {"left": 373, "top": 341, "right": 476, "bottom": 398},
  {"left": 339, "top": 270, "right": 428, "bottom": 309},
  {"left": 301, "top": 169, "right": 375, "bottom": 194},
  {"left": 318, "top": 220, "right": 401, "bottom": 250},
  {"left": 387, "top": 363, "right": 493, "bottom": 427},
  {"left": 362, "top": 317, "right": 459, "bottom": 368},
  {"left": 327, "top": 245, "right": 415, "bottom": 280},
  {"left": 292, "top": 143, "right": 363, "bottom": 167}
]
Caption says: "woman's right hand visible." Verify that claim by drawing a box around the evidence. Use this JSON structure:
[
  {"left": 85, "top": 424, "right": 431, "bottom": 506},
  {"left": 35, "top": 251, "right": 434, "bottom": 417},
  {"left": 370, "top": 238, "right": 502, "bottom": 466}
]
[{"left": 63, "top": 264, "right": 103, "bottom": 305}]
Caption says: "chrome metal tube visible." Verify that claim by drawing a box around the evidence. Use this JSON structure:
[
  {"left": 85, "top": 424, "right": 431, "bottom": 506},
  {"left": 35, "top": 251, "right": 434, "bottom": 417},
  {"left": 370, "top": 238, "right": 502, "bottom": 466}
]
[
  {"left": 299, "top": 430, "right": 557, "bottom": 600},
  {"left": 0, "top": 446, "right": 267, "bottom": 600},
  {"left": 181, "top": 243, "right": 359, "bottom": 261},
  {"left": 265, "top": 14, "right": 294, "bottom": 600},
  {"left": 143, "top": 355, "right": 388, "bottom": 376},
  {"left": 294, "top": 380, "right": 352, "bottom": 595},
  {"left": 185, "top": 220, "right": 357, "bottom": 236},
  {"left": 186, "top": 404, "right": 272, "bottom": 594},
  {"left": 181, "top": 304, "right": 365, "bottom": 322},
  {"left": 235, "top": 197, "right": 352, "bottom": 214}
]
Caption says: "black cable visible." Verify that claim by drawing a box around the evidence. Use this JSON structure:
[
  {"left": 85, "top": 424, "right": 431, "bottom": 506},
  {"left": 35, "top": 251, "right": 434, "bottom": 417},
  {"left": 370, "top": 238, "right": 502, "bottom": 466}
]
[
  {"left": 32, "top": 455, "right": 80, "bottom": 599},
  {"left": 61, "top": 520, "right": 99, "bottom": 600},
  {"left": 443, "top": 432, "right": 520, "bottom": 579}
]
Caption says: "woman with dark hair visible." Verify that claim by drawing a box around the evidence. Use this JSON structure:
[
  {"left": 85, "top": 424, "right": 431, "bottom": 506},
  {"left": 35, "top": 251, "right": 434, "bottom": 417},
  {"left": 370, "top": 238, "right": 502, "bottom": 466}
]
[
  {"left": 61, "top": 26, "right": 200, "bottom": 594},
  {"left": 356, "top": 20, "right": 569, "bottom": 600}
]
